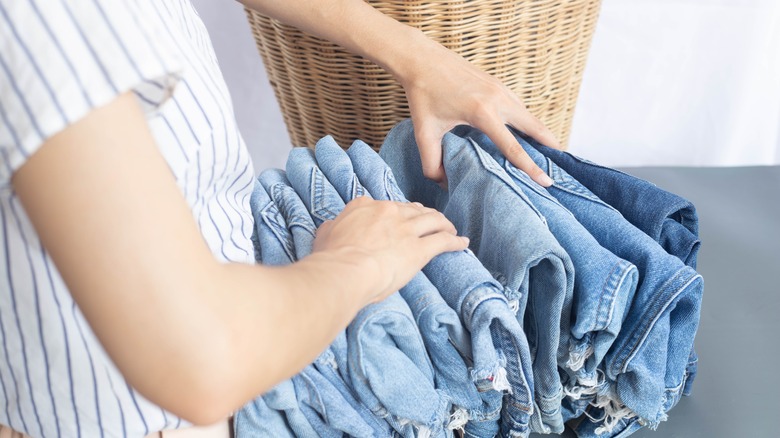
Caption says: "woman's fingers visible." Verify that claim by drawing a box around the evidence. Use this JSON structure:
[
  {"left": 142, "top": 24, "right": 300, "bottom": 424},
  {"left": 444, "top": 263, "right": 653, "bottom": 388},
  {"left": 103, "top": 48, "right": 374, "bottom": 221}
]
[
  {"left": 415, "top": 124, "right": 447, "bottom": 182},
  {"left": 419, "top": 232, "right": 469, "bottom": 262},
  {"left": 508, "top": 107, "right": 562, "bottom": 150},
  {"left": 480, "top": 119, "right": 554, "bottom": 187},
  {"left": 407, "top": 210, "right": 458, "bottom": 237}
]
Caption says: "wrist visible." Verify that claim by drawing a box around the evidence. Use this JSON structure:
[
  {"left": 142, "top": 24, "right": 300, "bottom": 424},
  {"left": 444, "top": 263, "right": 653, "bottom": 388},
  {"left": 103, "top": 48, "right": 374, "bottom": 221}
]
[{"left": 295, "top": 247, "right": 387, "bottom": 313}]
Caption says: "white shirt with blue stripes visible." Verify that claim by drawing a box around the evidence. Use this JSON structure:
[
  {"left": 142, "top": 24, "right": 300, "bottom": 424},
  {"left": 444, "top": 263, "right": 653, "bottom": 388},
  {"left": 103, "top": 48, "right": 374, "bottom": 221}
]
[{"left": 0, "top": 0, "right": 256, "bottom": 436}]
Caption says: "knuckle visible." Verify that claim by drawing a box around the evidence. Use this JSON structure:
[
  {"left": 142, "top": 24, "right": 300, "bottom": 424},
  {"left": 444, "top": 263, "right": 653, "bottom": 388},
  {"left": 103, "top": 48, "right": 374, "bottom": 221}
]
[
  {"left": 376, "top": 201, "right": 394, "bottom": 214},
  {"left": 422, "top": 166, "right": 444, "bottom": 182}
]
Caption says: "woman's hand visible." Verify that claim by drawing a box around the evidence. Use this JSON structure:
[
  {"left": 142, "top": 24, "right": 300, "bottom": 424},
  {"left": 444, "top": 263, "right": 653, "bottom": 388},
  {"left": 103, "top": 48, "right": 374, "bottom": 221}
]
[
  {"left": 399, "top": 39, "right": 559, "bottom": 186},
  {"left": 313, "top": 197, "right": 468, "bottom": 305},
  {"left": 241, "top": 0, "right": 560, "bottom": 186}
]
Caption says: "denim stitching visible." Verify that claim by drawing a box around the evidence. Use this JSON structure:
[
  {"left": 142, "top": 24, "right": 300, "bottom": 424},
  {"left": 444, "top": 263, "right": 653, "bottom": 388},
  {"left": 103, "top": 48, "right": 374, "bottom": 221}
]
[
  {"left": 466, "top": 139, "right": 547, "bottom": 224},
  {"left": 611, "top": 271, "right": 702, "bottom": 376}
]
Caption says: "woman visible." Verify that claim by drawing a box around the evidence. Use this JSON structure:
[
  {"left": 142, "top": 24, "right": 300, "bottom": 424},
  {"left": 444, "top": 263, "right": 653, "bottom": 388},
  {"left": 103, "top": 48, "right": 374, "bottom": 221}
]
[{"left": 0, "top": 0, "right": 559, "bottom": 436}]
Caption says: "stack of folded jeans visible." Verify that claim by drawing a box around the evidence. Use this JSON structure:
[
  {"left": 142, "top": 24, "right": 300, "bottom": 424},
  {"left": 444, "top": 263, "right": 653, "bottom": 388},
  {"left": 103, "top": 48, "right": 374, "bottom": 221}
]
[{"left": 237, "top": 120, "right": 703, "bottom": 438}]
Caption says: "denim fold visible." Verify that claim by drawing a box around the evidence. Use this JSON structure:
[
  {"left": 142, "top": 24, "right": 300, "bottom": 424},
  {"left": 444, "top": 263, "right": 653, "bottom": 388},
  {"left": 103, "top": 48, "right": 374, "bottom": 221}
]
[
  {"left": 502, "top": 130, "right": 703, "bottom": 436},
  {"left": 286, "top": 147, "right": 452, "bottom": 438},
  {"left": 348, "top": 138, "right": 535, "bottom": 438},
  {"left": 381, "top": 121, "right": 573, "bottom": 434}
]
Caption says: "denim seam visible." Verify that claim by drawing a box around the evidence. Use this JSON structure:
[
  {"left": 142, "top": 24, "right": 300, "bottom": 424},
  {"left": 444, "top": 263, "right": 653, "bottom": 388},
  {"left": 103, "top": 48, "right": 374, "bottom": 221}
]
[
  {"left": 383, "top": 169, "right": 406, "bottom": 203},
  {"left": 298, "top": 372, "right": 326, "bottom": 418},
  {"left": 461, "top": 288, "right": 508, "bottom": 328},
  {"left": 269, "top": 185, "right": 318, "bottom": 236},
  {"left": 351, "top": 175, "right": 365, "bottom": 199},
  {"left": 353, "top": 308, "right": 436, "bottom": 379},
  {"left": 545, "top": 158, "right": 620, "bottom": 214},
  {"left": 464, "top": 138, "right": 547, "bottom": 224},
  {"left": 592, "top": 261, "right": 635, "bottom": 332},
  {"left": 563, "top": 150, "right": 636, "bottom": 179},
  {"left": 494, "top": 316, "right": 534, "bottom": 410},
  {"left": 310, "top": 167, "right": 341, "bottom": 222},
  {"left": 503, "top": 159, "right": 569, "bottom": 214},
  {"left": 611, "top": 271, "right": 702, "bottom": 376},
  {"left": 592, "top": 263, "right": 621, "bottom": 333},
  {"left": 260, "top": 203, "right": 296, "bottom": 261},
  {"left": 410, "top": 295, "right": 435, "bottom": 325}
]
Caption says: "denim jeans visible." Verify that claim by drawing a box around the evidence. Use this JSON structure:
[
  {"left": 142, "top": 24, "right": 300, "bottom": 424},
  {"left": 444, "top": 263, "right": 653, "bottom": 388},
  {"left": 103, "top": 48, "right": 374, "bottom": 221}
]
[
  {"left": 525, "top": 143, "right": 702, "bottom": 399},
  {"left": 380, "top": 121, "right": 574, "bottom": 435},
  {"left": 496, "top": 130, "right": 703, "bottom": 435},
  {"left": 527, "top": 143, "right": 700, "bottom": 270},
  {"left": 345, "top": 139, "right": 535, "bottom": 438},
  {"left": 344, "top": 140, "right": 507, "bottom": 438},
  {"left": 315, "top": 136, "right": 483, "bottom": 430},
  {"left": 285, "top": 147, "right": 452, "bottom": 438},
  {"left": 241, "top": 175, "right": 393, "bottom": 437},
  {"left": 233, "top": 390, "right": 295, "bottom": 438},
  {"left": 257, "top": 169, "right": 355, "bottom": 383},
  {"left": 452, "top": 126, "right": 641, "bottom": 423}
]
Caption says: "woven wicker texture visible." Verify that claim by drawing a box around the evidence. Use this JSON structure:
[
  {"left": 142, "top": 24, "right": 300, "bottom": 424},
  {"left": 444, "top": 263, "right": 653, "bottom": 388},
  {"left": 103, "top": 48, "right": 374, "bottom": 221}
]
[{"left": 246, "top": 0, "right": 601, "bottom": 150}]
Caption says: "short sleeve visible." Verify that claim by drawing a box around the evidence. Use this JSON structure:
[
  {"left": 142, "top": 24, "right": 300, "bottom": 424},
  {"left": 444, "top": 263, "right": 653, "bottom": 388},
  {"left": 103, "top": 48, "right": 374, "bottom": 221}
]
[{"left": 0, "top": 0, "right": 183, "bottom": 187}]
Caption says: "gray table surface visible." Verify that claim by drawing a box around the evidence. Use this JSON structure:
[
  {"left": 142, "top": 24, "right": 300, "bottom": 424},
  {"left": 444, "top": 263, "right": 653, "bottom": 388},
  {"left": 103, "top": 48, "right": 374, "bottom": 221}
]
[{"left": 530, "top": 166, "right": 780, "bottom": 438}]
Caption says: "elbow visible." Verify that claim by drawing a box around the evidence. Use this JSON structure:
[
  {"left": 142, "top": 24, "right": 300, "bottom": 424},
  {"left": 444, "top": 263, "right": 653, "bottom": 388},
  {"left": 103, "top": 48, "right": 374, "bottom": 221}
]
[
  {"left": 176, "top": 390, "right": 234, "bottom": 426},
  {"left": 166, "top": 357, "right": 239, "bottom": 426},
  {"left": 143, "top": 325, "right": 244, "bottom": 425}
]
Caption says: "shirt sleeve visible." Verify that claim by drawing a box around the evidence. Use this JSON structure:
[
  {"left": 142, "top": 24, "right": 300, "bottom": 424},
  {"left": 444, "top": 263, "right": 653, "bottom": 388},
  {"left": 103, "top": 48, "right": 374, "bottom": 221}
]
[{"left": 0, "top": 0, "right": 183, "bottom": 186}]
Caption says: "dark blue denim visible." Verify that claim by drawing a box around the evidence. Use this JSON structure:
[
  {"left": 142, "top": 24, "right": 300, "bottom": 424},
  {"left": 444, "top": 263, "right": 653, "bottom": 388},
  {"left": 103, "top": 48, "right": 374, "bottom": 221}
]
[
  {"left": 315, "top": 136, "right": 483, "bottom": 430},
  {"left": 348, "top": 139, "right": 535, "bottom": 438},
  {"left": 380, "top": 121, "right": 573, "bottom": 435},
  {"left": 492, "top": 129, "right": 703, "bottom": 435},
  {"left": 525, "top": 143, "right": 703, "bottom": 400},
  {"left": 528, "top": 143, "right": 700, "bottom": 270},
  {"left": 285, "top": 147, "right": 452, "bottom": 438}
]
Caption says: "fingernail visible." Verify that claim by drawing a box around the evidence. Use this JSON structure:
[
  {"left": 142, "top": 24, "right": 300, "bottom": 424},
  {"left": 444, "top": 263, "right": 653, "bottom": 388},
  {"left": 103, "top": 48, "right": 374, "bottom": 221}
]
[
  {"left": 461, "top": 236, "right": 470, "bottom": 244},
  {"left": 538, "top": 173, "right": 554, "bottom": 187}
]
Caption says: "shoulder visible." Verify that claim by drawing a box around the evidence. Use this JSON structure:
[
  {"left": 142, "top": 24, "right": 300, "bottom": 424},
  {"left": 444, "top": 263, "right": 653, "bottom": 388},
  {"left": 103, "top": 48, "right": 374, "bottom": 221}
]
[{"left": 0, "top": 0, "right": 183, "bottom": 187}]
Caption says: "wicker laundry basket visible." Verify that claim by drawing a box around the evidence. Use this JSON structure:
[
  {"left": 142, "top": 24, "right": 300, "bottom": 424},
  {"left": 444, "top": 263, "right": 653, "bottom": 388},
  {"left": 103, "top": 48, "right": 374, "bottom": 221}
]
[{"left": 245, "top": 0, "right": 601, "bottom": 150}]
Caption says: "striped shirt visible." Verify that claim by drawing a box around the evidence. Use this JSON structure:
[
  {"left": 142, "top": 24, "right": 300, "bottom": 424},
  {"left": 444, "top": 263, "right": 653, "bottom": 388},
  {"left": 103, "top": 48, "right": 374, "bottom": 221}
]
[{"left": 0, "top": 0, "right": 256, "bottom": 436}]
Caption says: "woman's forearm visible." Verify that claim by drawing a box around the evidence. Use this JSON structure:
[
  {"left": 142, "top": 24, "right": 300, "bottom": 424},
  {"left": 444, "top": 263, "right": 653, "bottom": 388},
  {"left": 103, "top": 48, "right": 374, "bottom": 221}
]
[
  {"left": 160, "top": 250, "right": 377, "bottom": 424},
  {"left": 10, "top": 92, "right": 376, "bottom": 424},
  {"left": 239, "top": 0, "right": 436, "bottom": 85},
  {"left": 14, "top": 91, "right": 462, "bottom": 425}
]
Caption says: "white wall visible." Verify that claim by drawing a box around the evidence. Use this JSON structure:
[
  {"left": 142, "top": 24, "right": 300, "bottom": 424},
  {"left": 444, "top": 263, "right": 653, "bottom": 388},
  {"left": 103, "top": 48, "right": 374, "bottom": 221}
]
[
  {"left": 568, "top": 0, "right": 780, "bottom": 167},
  {"left": 191, "top": 0, "right": 290, "bottom": 173},
  {"left": 193, "top": 0, "right": 780, "bottom": 172}
]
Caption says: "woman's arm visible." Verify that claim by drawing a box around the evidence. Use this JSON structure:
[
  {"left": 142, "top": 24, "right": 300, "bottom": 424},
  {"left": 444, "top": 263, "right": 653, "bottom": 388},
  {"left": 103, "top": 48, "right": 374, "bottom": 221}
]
[
  {"left": 240, "top": 0, "right": 558, "bottom": 186},
  {"left": 12, "top": 92, "right": 467, "bottom": 425}
]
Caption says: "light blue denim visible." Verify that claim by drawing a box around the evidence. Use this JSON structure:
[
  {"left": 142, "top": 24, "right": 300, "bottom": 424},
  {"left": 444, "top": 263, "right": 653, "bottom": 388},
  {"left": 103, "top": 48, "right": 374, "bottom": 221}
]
[
  {"left": 499, "top": 129, "right": 703, "bottom": 436},
  {"left": 347, "top": 138, "right": 535, "bottom": 438},
  {"left": 452, "top": 126, "right": 640, "bottom": 420},
  {"left": 344, "top": 140, "right": 505, "bottom": 438},
  {"left": 240, "top": 178, "right": 314, "bottom": 437},
  {"left": 527, "top": 143, "right": 702, "bottom": 399},
  {"left": 233, "top": 392, "right": 294, "bottom": 438},
  {"left": 257, "top": 169, "right": 350, "bottom": 377},
  {"left": 239, "top": 175, "right": 391, "bottom": 437},
  {"left": 285, "top": 147, "right": 452, "bottom": 438},
  {"left": 380, "top": 121, "right": 574, "bottom": 434},
  {"left": 315, "top": 136, "right": 484, "bottom": 431}
]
